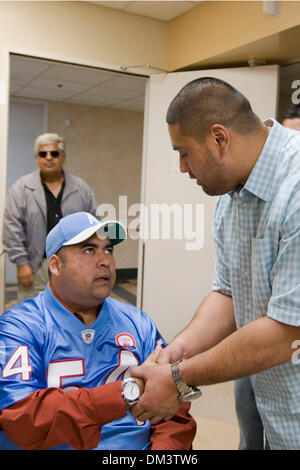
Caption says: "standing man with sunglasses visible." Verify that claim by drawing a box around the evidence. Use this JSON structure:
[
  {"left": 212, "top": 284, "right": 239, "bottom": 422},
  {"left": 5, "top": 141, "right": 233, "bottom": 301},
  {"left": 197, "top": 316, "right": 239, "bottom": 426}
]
[{"left": 3, "top": 133, "right": 97, "bottom": 302}]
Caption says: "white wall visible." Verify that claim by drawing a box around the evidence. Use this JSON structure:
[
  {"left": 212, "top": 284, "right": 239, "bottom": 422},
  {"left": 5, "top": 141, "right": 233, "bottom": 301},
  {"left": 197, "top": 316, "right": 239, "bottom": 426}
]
[{"left": 141, "top": 66, "right": 279, "bottom": 342}]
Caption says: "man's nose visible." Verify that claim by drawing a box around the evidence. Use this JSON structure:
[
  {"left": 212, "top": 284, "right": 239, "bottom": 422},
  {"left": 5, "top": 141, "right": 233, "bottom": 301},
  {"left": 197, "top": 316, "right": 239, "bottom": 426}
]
[
  {"left": 96, "top": 251, "right": 111, "bottom": 267},
  {"left": 180, "top": 156, "right": 189, "bottom": 173}
]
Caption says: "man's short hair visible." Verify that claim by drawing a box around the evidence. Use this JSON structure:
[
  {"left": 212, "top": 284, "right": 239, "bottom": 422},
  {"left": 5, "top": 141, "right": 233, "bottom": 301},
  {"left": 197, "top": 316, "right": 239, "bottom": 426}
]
[
  {"left": 48, "top": 246, "right": 67, "bottom": 280},
  {"left": 55, "top": 246, "right": 67, "bottom": 264},
  {"left": 283, "top": 103, "right": 300, "bottom": 120},
  {"left": 166, "top": 77, "right": 260, "bottom": 141},
  {"left": 34, "top": 133, "right": 65, "bottom": 155}
]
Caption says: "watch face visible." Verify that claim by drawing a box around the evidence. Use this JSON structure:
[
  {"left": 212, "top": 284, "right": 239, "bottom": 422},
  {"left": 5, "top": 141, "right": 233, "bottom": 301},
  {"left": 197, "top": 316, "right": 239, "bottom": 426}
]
[
  {"left": 180, "top": 389, "right": 202, "bottom": 402},
  {"left": 124, "top": 381, "right": 140, "bottom": 401}
]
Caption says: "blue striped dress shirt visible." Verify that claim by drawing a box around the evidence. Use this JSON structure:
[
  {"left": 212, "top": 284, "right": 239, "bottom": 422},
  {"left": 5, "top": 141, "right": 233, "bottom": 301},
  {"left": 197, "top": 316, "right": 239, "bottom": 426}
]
[{"left": 212, "top": 119, "right": 300, "bottom": 449}]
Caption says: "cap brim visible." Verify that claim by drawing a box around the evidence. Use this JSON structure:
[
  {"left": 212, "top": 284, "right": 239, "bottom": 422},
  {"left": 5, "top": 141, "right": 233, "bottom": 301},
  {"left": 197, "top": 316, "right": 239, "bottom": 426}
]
[{"left": 63, "top": 220, "right": 127, "bottom": 247}]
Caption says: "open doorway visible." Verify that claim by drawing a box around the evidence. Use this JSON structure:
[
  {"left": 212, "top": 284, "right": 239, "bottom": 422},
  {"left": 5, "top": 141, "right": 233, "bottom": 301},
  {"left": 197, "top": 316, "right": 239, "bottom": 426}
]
[{"left": 5, "top": 53, "right": 148, "bottom": 309}]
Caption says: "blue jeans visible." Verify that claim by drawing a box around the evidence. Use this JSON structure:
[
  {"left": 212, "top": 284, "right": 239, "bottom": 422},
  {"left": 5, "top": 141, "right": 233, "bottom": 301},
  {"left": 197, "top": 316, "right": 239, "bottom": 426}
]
[{"left": 234, "top": 377, "right": 268, "bottom": 450}]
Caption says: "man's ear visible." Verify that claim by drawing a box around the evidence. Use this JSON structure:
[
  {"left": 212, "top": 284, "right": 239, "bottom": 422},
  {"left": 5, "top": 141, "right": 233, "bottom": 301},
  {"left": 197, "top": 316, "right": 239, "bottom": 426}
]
[
  {"left": 208, "top": 124, "right": 230, "bottom": 157},
  {"left": 48, "top": 254, "right": 62, "bottom": 278}
]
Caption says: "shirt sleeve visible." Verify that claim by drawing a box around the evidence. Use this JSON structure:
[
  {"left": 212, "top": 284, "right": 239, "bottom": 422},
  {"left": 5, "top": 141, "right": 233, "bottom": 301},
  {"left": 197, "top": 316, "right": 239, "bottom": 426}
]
[
  {"left": 3, "top": 183, "right": 29, "bottom": 266},
  {"left": 0, "top": 382, "right": 127, "bottom": 450},
  {"left": 211, "top": 198, "right": 232, "bottom": 296},
  {"left": 80, "top": 179, "right": 97, "bottom": 217},
  {"left": 267, "top": 205, "right": 300, "bottom": 326},
  {"left": 87, "top": 186, "right": 97, "bottom": 217},
  {"left": 149, "top": 403, "right": 197, "bottom": 450}
]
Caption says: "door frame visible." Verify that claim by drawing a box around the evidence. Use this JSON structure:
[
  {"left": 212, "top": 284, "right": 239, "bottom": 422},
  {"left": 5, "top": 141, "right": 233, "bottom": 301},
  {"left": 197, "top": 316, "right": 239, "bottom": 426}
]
[{"left": 0, "top": 46, "right": 152, "bottom": 312}]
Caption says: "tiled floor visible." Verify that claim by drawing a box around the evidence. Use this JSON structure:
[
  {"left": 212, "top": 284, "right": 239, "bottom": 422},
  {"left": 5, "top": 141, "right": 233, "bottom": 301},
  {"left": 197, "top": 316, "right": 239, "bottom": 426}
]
[
  {"left": 111, "top": 279, "right": 137, "bottom": 305},
  {"left": 4, "top": 284, "right": 19, "bottom": 310},
  {"left": 4, "top": 279, "right": 240, "bottom": 450},
  {"left": 191, "top": 381, "right": 239, "bottom": 450}
]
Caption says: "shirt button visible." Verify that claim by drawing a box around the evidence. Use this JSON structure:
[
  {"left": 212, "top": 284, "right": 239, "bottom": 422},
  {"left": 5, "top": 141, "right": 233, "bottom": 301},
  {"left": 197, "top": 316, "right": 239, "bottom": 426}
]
[
  {"left": 241, "top": 202, "right": 247, "bottom": 208},
  {"left": 242, "top": 237, "right": 247, "bottom": 242},
  {"left": 244, "top": 271, "right": 249, "bottom": 277}
]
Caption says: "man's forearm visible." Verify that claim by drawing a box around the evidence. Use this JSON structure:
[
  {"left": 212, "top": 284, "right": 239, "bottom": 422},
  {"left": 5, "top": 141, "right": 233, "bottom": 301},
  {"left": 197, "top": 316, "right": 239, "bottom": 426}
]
[
  {"left": 169, "top": 291, "right": 236, "bottom": 360},
  {"left": 131, "top": 316, "right": 300, "bottom": 424},
  {"left": 0, "top": 383, "right": 126, "bottom": 450},
  {"left": 181, "top": 316, "right": 300, "bottom": 387}
]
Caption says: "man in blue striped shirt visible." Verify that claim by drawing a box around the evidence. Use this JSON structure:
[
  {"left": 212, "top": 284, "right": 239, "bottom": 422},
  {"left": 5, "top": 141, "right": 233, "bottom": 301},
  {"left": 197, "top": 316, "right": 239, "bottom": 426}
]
[{"left": 132, "top": 77, "right": 300, "bottom": 450}]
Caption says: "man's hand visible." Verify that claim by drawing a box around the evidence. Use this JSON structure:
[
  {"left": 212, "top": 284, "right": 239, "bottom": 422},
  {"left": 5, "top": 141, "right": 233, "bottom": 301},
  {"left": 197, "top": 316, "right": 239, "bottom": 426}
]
[
  {"left": 143, "top": 345, "right": 162, "bottom": 365},
  {"left": 127, "top": 348, "right": 162, "bottom": 401},
  {"left": 127, "top": 345, "right": 162, "bottom": 402},
  {"left": 130, "top": 362, "right": 180, "bottom": 424},
  {"left": 17, "top": 264, "right": 34, "bottom": 287},
  {"left": 156, "top": 342, "right": 184, "bottom": 364}
]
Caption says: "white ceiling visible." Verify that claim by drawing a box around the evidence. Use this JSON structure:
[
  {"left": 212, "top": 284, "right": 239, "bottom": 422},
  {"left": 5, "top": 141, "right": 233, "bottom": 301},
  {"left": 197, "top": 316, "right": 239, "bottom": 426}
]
[
  {"left": 10, "top": 55, "right": 148, "bottom": 111},
  {"left": 10, "top": 0, "right": 300, "bottom": 114},
  {"left": 89, "top": 1, "right": 203, "bottom": 21},
  {"left": 9, "top": 3, "right": 204, "bottom": 111},
  {"left": 11, "top": 54, "right": 300, "bottom": 112}
]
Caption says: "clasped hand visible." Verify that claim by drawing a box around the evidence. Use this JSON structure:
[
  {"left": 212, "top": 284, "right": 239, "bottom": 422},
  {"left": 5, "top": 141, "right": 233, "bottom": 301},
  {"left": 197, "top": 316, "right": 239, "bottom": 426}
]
[{"left": 129, "top": 345, "right": 181, "bottom": 424}]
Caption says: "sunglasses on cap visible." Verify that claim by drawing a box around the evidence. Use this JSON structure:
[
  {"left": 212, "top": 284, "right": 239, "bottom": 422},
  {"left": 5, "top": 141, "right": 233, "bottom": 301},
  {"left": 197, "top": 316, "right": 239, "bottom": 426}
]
[{"left": 38, "top": 150, "right": 60, "bottom": 158}]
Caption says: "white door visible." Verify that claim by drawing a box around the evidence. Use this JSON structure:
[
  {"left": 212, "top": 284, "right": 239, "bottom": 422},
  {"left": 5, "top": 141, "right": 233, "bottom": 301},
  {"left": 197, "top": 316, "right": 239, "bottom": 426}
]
[
  {"left": 5, "top": 101, "right": 47, "bottom": 285},
  {"left": 138, "top": 65, "right": 279, "bottom": 342}
]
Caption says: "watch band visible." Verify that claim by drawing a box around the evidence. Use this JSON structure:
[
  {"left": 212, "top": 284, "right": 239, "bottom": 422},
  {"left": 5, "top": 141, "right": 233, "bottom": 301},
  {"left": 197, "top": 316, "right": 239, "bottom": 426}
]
[
  {"left": 171, "top": 360, "right": 192, "bottom": 396},
  {"left": 171, "top": 360, "right": 202, "bottom": 402}
]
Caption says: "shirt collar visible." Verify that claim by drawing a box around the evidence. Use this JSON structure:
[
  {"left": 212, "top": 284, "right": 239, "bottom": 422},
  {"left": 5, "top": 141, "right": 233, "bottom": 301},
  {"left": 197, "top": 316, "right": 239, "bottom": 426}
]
[{"left": 231, "top": 119, "right": 290, "bottom": 202}]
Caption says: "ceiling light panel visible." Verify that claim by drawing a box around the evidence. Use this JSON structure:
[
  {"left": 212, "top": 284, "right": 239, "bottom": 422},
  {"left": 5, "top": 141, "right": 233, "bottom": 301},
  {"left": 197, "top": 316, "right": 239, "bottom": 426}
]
[
  {"left": 125, "top": 1, "right": 198, "bottom": 21},
  {"left": 29, "top": 77, "right": 93, "bottom": 93},
  {"left": 101, "top": 75, "right": 146, "bottom": 91},
  {"left": 15, "top": 86, "right": 75, "bottom": 101},
  {"left": 42, "top": 63, "right": 118, "bottom": 85}
]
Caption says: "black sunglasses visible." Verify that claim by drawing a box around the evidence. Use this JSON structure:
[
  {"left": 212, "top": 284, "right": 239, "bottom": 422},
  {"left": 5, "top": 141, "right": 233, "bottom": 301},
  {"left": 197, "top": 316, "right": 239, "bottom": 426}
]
[{"left": 38, "top": 150, "right": 60, "bottom": 158}]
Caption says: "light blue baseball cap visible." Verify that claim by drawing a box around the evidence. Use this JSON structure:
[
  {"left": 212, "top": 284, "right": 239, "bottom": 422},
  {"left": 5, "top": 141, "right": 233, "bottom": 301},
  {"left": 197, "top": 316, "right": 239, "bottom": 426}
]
[{"left": 46, "top": 212, "right": 127, "bottom": 258}]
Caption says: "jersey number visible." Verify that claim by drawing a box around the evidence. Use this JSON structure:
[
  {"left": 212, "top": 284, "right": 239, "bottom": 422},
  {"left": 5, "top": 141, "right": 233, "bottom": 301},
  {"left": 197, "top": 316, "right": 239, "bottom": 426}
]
[
  {"left": 47, "top": 359, "right": 85, "bottom": 389},
  {"left": 46, "top": 351, "right": 138, "bottom": 389},
  {"left": 3, "top": 348, "right": 139, "bottom": 391},
  {"left": 2, "top": 346, "right": 32, "bottom": 381},
  {"left": 105, "top": 350, "right": 139, "bottom": 383}
]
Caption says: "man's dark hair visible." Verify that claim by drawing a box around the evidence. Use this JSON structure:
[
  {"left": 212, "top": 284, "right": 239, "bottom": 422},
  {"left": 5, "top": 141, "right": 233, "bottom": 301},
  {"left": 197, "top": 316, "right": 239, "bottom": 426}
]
[
  {"left": 283, "top": 103, "right": 300, "bottom": 120},
  {"left": 166, "top": 77, "right": 260, "bottom": 141}
]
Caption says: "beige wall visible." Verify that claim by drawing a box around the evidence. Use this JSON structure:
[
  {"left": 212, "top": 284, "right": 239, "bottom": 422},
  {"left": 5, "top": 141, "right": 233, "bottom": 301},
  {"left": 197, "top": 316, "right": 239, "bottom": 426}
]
[
  {"left": 167, "top": 1, "right": 300, "bottom": 71},
  {"left": 48, "top": 101, "right": 144, "bottom": 269},
  {"left": 0, "top": 2, "right": 168, "bottom": 77}
]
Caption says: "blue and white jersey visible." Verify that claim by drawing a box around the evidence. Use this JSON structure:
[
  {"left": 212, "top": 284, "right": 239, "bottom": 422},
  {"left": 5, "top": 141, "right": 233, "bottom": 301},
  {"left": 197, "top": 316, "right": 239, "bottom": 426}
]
[{"left": 0, "top": 285, "right": 166, "bottom": 450}]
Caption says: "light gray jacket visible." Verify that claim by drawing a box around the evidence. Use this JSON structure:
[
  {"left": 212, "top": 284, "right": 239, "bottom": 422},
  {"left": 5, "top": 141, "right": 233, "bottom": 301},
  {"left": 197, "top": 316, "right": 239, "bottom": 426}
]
[{"left": 3, "top": 169, "right": 97, "bottom": 272}]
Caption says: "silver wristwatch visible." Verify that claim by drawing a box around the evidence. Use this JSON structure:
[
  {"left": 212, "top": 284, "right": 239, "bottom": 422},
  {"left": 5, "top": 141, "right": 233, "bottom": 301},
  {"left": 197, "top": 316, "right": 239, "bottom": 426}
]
[
  {"left": 121, "top": 377, "right": 141, "bottom": 407},
  {"left": 171, "top": 360, "right": 202, "bottom": 402}
]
